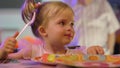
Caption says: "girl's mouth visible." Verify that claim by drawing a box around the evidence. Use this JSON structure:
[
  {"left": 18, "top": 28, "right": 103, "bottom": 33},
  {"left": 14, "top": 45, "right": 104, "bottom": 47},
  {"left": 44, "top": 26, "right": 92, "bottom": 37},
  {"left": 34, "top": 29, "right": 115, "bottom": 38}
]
[{"left": 64, "top": 34, "right": 73, "bottom": 38}]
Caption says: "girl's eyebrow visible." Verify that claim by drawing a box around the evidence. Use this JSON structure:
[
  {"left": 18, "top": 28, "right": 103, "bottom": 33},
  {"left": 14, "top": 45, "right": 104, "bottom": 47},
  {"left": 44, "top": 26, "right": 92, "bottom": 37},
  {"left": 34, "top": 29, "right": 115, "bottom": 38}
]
[
  {"left": 58, "top": 18, "right": 74, "bottom": 23},
  {"left": 72, "top": 20, "right": 75, "bottom": 22}
]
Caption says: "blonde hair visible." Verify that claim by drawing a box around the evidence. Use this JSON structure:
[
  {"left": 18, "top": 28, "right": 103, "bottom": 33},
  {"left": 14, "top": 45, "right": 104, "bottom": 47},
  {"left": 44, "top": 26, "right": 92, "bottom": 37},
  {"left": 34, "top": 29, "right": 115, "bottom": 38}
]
[{"left": 21, "top": 0, "right": 74, "bottom": 37}]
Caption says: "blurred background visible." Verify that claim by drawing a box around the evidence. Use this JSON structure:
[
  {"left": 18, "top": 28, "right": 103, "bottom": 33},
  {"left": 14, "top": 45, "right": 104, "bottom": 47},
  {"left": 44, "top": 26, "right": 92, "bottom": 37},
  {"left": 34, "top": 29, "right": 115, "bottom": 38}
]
[
  {"left": 0, "top": 0, "right": 42, "bottom": 42},
  {"left": 0, "top": 0, "right": 120, "bottom": 53}
]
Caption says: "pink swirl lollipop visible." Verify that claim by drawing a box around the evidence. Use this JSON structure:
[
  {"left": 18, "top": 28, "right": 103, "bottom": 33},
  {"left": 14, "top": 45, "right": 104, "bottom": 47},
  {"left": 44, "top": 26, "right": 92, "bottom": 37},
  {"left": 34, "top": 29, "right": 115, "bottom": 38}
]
[{"left": 16, "top": 12, "right": 36, "bottom": 39}]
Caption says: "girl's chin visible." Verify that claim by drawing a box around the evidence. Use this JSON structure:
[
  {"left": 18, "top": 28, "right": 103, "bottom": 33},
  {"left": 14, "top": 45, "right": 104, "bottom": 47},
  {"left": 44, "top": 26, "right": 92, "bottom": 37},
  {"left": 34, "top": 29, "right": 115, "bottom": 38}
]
[{"left": 64, "top": 41, "right": 71, "bottom": 45}]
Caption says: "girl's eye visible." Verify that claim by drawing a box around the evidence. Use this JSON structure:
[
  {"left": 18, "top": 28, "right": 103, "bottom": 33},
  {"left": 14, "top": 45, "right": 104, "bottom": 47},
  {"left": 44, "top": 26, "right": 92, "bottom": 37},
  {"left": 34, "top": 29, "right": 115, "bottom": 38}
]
[
  {"left": 59, "top": 21, "right": 65, "bottom": 26},
  {"left": 71, "top": 22, "right": 74, "bottom": 26}
]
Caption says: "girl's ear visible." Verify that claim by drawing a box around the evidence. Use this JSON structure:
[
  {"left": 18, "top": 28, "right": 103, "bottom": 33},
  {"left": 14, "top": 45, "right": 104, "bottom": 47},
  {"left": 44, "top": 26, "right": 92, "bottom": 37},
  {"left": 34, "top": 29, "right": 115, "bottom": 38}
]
[{"left": 38, "top": 26, "right": 47, "bottom": 37}]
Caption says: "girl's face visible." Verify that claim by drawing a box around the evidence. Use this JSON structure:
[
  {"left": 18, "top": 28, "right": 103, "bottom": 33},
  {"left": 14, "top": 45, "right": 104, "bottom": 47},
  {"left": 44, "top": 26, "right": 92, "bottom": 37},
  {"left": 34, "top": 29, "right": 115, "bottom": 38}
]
[{"left": 45, "top": 10, "right": 74, "bottom": 46}]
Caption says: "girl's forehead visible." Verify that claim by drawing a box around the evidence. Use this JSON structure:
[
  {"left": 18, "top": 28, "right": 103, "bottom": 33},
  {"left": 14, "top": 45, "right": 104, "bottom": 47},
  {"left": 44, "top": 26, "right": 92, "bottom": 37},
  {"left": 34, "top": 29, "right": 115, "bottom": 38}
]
[
  {"left": 62, "top": 9, "right": 74, "bottom": 17},
  {"left": 53, "top": 9, "right": 74, "bottom": 20}
]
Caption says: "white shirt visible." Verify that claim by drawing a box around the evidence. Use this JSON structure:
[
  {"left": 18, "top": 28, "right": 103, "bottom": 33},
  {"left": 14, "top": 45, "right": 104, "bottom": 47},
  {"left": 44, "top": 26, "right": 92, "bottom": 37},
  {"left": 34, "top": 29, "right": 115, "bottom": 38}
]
[{"left": 64, "top": 0, "right": 120, "bottom": 54}]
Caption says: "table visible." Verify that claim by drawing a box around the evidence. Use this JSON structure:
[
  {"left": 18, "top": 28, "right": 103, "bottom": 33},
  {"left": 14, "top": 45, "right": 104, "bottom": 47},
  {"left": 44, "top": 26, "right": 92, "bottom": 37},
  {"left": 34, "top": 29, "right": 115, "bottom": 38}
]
[
  {"left": 0, "top": 55, "right": 120, "bottom": 68},
  {"left": 0, "top": 59, "right": 77, "bottom": 68}
]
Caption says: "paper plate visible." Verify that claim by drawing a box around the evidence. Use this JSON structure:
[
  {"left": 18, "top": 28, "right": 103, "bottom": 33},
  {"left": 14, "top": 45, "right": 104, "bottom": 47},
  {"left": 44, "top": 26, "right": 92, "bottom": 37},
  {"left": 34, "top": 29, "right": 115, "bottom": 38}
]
[{"left": 31, "top": 57, "right": 57, "bottom": 65}]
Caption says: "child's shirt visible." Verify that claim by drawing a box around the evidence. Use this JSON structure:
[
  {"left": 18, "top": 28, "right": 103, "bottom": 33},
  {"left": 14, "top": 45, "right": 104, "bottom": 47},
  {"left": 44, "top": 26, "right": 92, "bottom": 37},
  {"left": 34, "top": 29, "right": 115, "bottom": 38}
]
[{"left": 22, "top": 44, "right": 85, "bottom": 60}]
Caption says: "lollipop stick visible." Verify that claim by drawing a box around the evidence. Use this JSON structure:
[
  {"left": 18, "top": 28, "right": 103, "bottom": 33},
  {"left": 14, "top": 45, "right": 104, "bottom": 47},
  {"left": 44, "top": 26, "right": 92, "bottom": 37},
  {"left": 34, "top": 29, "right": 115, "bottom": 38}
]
[{"left": 16, "top": 23, "right": 29, "bottom": 39}]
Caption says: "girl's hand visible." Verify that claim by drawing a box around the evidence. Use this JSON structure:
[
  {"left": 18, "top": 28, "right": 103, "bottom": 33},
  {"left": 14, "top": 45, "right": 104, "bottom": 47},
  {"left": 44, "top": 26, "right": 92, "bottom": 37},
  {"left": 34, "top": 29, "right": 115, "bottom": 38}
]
[
  {"left": 87, "top": 46, "right": 104, "bottom": 55},
  {"left": 1, "top": 32, "right": 19, "bottom": 54},
  {"left": 67, "top": 48, "right": 84, "bottom": 55}
]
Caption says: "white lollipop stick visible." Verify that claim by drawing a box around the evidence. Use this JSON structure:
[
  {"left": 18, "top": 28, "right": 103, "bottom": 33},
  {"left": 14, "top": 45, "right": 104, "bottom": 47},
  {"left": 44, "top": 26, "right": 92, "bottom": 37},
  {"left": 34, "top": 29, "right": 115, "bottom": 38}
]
[{"left": 16, "top": 12, "right": 36, "bottom": 39}]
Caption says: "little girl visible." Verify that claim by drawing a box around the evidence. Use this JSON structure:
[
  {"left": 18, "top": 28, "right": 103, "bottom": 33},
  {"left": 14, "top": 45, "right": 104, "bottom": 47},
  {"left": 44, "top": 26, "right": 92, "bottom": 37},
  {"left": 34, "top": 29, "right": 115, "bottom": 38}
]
[{"left": 0, "top": 0, "right": 83, "bottom": 60}]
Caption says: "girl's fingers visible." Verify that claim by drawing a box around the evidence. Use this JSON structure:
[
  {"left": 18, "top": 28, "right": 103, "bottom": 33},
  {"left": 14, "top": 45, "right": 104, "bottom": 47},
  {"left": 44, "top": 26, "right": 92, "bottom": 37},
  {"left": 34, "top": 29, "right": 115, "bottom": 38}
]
[
  {"left": 98, "top": 47, "right": 104, "bottom": 54},
  {"left": 95, "top": 46, "right": 104, "bottom": 54},
  {"left": 5, "top": 45, "right": 15, "bottom": 50},
  {"left": 87, "top": 46, "right": 105, "bottom": 55},
  {"left": 5, "top": 45, "right": 15, "bottom": 53},
  {"left": 6, "top": 42, "right": 16, "bottom": 47},
  {"left": 91, "top": 49, "right": 97, "bottom": 55},
  {"left": 87, "top": 47, "right": 96, "bottom": 55},
  {"left": 9, "top": 38, "right": 16, "bottom": 43},
  {"left": 12, "top": 31, "right": 19, "bottom": 38},
  {"left": 5, "top": 48, "right": 14, "bottom": 53},
  {"left": 88, "top": 47, "right": 100, "bottom": 55}
]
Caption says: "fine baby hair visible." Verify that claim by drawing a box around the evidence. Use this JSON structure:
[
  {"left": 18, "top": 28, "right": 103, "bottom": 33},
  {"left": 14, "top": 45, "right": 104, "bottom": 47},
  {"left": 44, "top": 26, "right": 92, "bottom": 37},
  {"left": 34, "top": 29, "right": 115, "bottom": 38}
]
[{"left": 21, "top": 0, "right": 74, "bottom": 38}]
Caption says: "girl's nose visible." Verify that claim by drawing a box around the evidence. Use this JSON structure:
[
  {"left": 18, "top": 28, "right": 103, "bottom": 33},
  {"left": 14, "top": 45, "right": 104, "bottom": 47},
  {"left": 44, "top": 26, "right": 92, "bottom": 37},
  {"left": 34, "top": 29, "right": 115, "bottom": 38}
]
[{"left": 66, "top": 25, "right": 74, "bottom": 32}]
